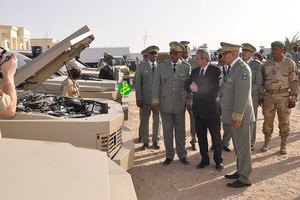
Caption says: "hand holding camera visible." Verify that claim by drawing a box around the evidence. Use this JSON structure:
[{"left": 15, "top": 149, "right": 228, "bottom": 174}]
[{"left": 0, "top": 51, "right": 17, "bottom": 83}]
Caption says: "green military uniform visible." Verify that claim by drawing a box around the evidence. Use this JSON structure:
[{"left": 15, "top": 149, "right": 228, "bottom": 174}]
[
  {"left": 261, "top": 56, "right": 299, "bottom": 151},
  {"left": 242, "top": 43, "right": 263, "bottom": 147},
  {"left": 180, "top": 41, "right": 197, "bottom": 148},
  {"left": 219, "top": 42, "right": 255, "bottom": 185},
  {"left": 135, "top": 59, "right": 160, "bottom": 145},
  {"left": 0, "top": 92, "right": 12, "bottom": 112},
  {"left": 152, "top": 59, "right": 191, "bottom": 160}
]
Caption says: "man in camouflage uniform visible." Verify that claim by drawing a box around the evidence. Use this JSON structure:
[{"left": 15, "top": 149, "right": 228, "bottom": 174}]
[
  {"left": 0, "top": 53, "right": 17, "bottom": 119},
  {"left": 180, "top": 40, "right": 197, "bottom": 150},
  {"left": 291, "top": 45, "right": 300, "bottom": 69},
  {"left": 241, "top": 43, "right": 263, "bottom": 151},
  {"left": 219, "top": 42, "right": 254, "bottom": 188},
  {"left": 260, "top": 41, "right": 299, "bottom": 155},
  {"left": 152, "top": 41, "right": 192, "bottom": 166},
  {"left": 135, "top": 45, "right": 161, "bottom": 150}
]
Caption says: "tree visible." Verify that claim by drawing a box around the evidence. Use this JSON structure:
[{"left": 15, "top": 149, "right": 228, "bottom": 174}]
[
  {"left": 192, "top": 43, "right": 208, "bottom": 51},
  {"left": 284, "top": 32, "right": 300, "bottom": 53}
]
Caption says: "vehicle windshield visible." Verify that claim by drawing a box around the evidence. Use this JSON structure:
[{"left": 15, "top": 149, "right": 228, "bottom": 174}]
[{"left": 114, "top": 57, "right": 126, "bottom": 66}]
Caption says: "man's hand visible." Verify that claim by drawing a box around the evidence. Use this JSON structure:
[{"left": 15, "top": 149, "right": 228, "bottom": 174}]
[
  {"left": 190, "top": 82, "right": 198, "bottom": 93},
  {"left": 136, "top": 100, "right": 142, "bottom": 108},
  {"left": 288, "top": 101, "right": 296, "bottom": 108},
  {"left": 152, "top": 105, "right": 159, "bottom": 112},
  {"left": 231, "top": 121, "right": 241, "bottom": 129},
  {"left": 259, "top": 98, "right": 264, "bottom": 107},
  {"left": 1, "top": 53, "right": 17, "bottom": 83}
]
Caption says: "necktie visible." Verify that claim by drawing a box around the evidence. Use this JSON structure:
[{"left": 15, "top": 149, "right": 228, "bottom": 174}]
[
  {"left": 173, "top": 63, "right": 176, "bottom": 73},
  {"left": 152, "top": 63, "right": 155, "bottom": 72},
  {"left": 227, "top": 65, "right": 231, "bottom": 75},
  {"left": 199, "top": 68, "right": 204, "bottom": 78}
]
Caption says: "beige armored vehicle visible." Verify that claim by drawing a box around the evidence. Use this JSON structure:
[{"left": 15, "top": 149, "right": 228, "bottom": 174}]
[
  {"left": 0, "top": 138, "right": 137, "bottom": 200},
  {"left": 0, "top": 25, "right": 134, "bottom": 171}
]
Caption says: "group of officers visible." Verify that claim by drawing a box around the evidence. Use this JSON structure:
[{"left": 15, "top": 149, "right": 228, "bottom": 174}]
[{"left": 134, "top": 40, "right": 299, "bottom": 188}]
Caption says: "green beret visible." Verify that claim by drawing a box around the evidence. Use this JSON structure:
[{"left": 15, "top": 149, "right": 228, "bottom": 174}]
[{"left": 271, "top": 41, "right": 285, "bottom": 48}]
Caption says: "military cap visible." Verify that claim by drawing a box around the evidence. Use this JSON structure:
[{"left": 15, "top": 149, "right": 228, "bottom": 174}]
[
  {"left": 104, "top": 52, "right": 114, "bottom": 60},
  {"left": 217, "top": 48, "right": 222, "bottom": 53},
  {"left": 220, "top": 42, "right": 241, "bottom": 53},
  {"left": 146, "top": 45, "right": 159, "bottom": 54},
  {"left": 271, "top": 41, "right": 285, "bottom": 48},
  {"left": 180, "top": 41, "right": 190, "bottom": 48},
  {"left": 66, "top": 58, "right": 81, "bottom": 70},
  {"left": 141, "top": 49, "right": 147, "bottom": 56},
  {"left": 242, "top": 43, "right": 256, "bottom": 52},
  {"left": 169, "top": 41, "right": 185, "bottom": 52}
]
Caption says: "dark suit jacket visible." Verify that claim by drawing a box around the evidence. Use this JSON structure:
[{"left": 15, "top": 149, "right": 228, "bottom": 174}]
[
  {"left": 98, "top": 65, "right": 116, "bottom": 80},
  {"left": 186, "top": 64, "right": 223, "bottom": 119}
]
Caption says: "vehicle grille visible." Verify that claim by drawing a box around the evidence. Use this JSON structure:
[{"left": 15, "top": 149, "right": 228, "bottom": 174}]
[{"left": 97, "top": 128, "right": 122, "bottom": 158}]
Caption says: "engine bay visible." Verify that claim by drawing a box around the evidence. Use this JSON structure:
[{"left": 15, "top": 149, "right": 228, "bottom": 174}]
[{"left": 17, "top": 91, "right": 109, "bottom": 118}]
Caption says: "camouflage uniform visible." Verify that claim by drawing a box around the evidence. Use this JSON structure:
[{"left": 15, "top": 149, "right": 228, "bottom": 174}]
[
  {"left": 60, "top": 78, "right": 80, "bottom": 98},
  {"left": 261, "top": 56, "right": 299, "bottom": 153}
]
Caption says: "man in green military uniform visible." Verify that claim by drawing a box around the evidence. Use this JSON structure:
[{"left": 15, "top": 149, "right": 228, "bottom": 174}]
[
  {"left": 0, "top": 53, "right": 17, "bottom": 119},
  {"left": 241, "top": 43, "right": 263, "bottom": 151},
  {"left": 135, "top": 45, "right": 161, "bottom": 150},
  {"left": 152, "top": 41, "right": 192, "bottom": 166},
  {"left": 260, "top": 41, "right": 299, "bottom": 155},
  {"left": 219, "top": 42, "right": 254, "bottom": 188},
  {"left": 180, "top": 40, "right": 197, "bottom": 150}
]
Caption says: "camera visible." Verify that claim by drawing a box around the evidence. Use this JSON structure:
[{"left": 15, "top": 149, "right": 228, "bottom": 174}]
[{"left": 0, "top": 48, "right": 11, "bottom": 62}]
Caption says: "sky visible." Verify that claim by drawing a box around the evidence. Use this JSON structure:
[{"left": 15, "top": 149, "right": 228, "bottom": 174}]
[{"left": 2, "top": 0, "right": 300, "bottom": 53}]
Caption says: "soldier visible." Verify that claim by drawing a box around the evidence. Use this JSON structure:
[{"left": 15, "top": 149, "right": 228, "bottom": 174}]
[
  {"left": 219, "top": 42, "right": 254, "bottom": 188},
  {"left": 291, "top": 45, "right": 300, "bottom": 69},
  {"left": 152, "top": 41, "right": 192, "bottom": 166},
  {"left": 135, "top": 45, "right": 161, "bottom": 150},
  {"left": 260, "top": 41, "right": 299, "bottom": 155},
  {"left": 180, "top": 40, "right": 197, "bottom": 151},
  {"left": 0, "top": 53, "right": 17, "bottom": 119},
  {"left": 133, "top": 49, "right": 148, "bottom": 143},
  {"left": 241, "top": 43, "right": 263, "bottom": 151},
  {"left": 98, "top": 53, "right": 118, "bottom": 81},
  {"left": 60, "top": 60, "right": 81, "bottom": 98},
  {"left": 217, "top": 48, "right": 233, "bottom": 152}
]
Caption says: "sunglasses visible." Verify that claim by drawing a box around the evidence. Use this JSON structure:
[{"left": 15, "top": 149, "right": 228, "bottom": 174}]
[{"left": 218, "top": 54, "right": 223, "bottom": 59}]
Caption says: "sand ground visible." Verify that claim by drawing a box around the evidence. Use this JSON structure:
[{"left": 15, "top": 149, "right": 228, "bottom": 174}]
[{"left": 123, "top": 90, "right": 300, "bottom": 200}]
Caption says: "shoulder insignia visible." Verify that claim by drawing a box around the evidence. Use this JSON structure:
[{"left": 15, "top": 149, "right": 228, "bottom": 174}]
[{"left": 239, "top": 60, "right": 247, "bottom": 67}]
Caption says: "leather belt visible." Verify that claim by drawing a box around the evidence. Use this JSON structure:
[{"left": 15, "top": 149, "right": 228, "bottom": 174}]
[{"left": 266, "top": 88, "right": 289, "bottom": 94}]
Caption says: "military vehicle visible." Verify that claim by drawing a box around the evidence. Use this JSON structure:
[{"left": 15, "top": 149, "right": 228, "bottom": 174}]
[
  {"left": 0, "top": 138, "right": 137, "bottom": 200},
  {"left": 0, "top": 25, "right": 134, "bottom": 170}
]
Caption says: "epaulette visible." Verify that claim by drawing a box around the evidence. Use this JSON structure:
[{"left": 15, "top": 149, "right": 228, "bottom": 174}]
[
  {"left": 239, "top": 60, "right": 247, "bottom": 67},
  {"left": 252, "top": 59, "right": 262, "bottom": 65},
  {"left": 181, "top": 60, "right": 191, "bottom": 66}
]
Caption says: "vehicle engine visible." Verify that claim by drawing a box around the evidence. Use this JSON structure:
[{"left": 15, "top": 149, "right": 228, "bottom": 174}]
[{"left": 17, "top": 91, "right": 109, "bottom": 118}]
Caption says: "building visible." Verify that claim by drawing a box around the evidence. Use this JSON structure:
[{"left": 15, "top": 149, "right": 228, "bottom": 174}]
[{"left": 0, "top": 25, "right": 31, "bottom": 50}]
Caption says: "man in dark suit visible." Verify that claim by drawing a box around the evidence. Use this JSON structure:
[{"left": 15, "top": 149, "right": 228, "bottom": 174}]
[
  {"left": 98, "top": 53, "right": 118, "bottom": 80},
  {"left": 186, "top": 48, "right": 223, "bottom": 171}
]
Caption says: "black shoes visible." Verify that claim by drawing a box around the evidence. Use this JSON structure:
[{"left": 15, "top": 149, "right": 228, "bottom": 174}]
[
  {"left": 153, "top": 142, "right": 160, "bottom": 150},
  {"left": 141, "top": 143, "right": 149, "bottom": 150},
  {"left": 227, "top": 180, "right": 252, "bottom": 188},
  {"left": 223, "top": 146, "right": 232, "bottom": 152},
  {"left": 163, "top": 158, "right": 173, "bottom": 166},
  {"left": 180, "top": 158, "right": 190, "bottom": 165},
  {"left": 216, "top": 163, "right": 224, "bottom": 171},
  {"left": 196, "top": 162, "right": 210, "bottom": 169},
  {"left": 251, "top": 145, "right": 254, "bottom": 151},
  {"left": 190, "top": 141, "right": 197, "bottom": 151},
  {"left": 224, "top": 172, "right": 240, "bottom": 179}
]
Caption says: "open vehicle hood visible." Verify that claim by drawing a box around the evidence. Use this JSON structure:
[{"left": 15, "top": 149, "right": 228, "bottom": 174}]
[{"left": 11, "top": 25, "right": 95, "bottom": 90}]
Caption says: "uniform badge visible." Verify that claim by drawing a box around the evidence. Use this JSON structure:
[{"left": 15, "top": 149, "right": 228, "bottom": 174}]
[
  {"left": 242, "top": 72, "right": 248, "bottom": 80},
  {"left": 226, "top": 77, "right": 234, "bottom": 83}
]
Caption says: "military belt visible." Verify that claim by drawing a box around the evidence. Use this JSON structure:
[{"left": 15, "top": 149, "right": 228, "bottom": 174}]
[{"left": 266, "top": 88, "right": 289, "bottom": 94}]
